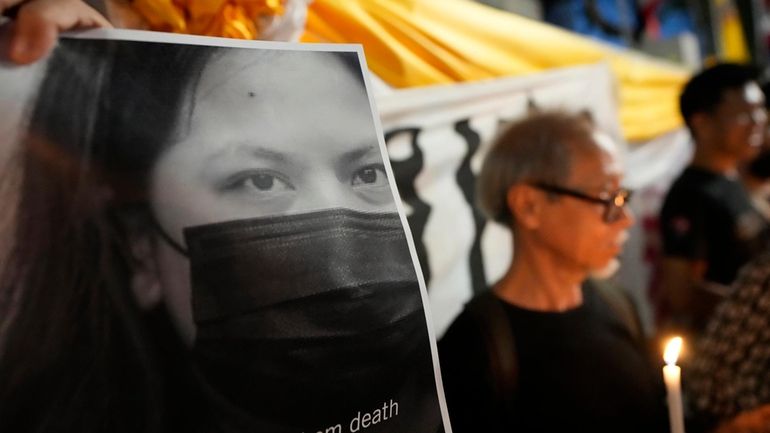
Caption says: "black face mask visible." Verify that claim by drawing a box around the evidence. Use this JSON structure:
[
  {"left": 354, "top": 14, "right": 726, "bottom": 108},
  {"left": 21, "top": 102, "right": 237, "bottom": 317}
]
[{"left": 182, "top": 209, "right": 436, "bottom": 432}]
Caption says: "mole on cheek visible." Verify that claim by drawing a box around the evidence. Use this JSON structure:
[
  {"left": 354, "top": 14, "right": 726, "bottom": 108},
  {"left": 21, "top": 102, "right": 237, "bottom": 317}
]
[{"left": 248, "top": 91, "right": 256, "bottom": 98}]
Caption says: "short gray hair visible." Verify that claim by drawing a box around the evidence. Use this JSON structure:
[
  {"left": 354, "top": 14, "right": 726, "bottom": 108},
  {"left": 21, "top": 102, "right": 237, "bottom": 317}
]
[{"left": 476, "top": 110, "right": 595, "bottom": 225}]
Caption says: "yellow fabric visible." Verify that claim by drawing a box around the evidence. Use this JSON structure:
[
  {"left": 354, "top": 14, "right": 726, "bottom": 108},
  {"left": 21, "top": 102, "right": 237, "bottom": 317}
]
[
  {"left": 131, "top": 0, "right": 285, "bottom": 39},
  {"left": 303, "top": 0, "right": 690, "bottom": 142},
  {"left": 714, "top": 0, "right": 749, "bottom": 63}
]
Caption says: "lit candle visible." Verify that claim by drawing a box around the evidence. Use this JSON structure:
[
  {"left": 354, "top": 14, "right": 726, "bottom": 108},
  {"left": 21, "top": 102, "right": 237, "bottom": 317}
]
[{"left": 663, "top": 336, "right": 685, "bottom": 433}]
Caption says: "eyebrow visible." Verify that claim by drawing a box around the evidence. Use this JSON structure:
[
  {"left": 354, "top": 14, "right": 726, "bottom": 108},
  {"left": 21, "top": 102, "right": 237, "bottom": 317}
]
[
  {"left": 248, "top": 145, "right": 289, "bottom": 163},
  {"left": 575, "top": 179, "right": 620, "bottom": 193},
  {"left": 338, "top": 143, "right": 379, "bottom": 165},
  {"left": 203, "top": 142, "right": 290, "bottom": 165},
  {"left": 205, "top": 140, "right": 378, "bottom": 166}
]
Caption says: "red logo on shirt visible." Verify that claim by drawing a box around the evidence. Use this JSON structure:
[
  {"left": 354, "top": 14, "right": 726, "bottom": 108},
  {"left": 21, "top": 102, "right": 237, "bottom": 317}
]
[{"left": 670, "top": 216, "right": 691, "bottom": 235}]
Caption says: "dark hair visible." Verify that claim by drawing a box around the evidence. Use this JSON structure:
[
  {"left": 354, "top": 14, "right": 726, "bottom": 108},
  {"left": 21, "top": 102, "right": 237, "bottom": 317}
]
[
  {"left": 679, "top": 63, "right": 759, "bottom": 127},
  {"left": 0, "top": 39, "right": 217, "bottom": 433}
]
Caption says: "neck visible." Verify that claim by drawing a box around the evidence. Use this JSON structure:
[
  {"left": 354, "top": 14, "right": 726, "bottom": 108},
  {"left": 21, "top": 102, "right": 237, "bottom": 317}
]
[
  {"left": 494, "top": 241, "right": 585, "bottom": 312},
  {"left": 742, "top": 172, "right": 765, "bottom": 192},
  {"left": 691, "top": 145, "right": 738, "bottom": 176}
]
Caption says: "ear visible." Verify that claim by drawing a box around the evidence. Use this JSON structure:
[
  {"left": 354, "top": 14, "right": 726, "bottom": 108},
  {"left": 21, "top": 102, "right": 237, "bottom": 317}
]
[
  {"left": 688, "top": 112, "right": 713, "bottom": 141},
  {"left": 129, "top": 232, "right": 163, "bottom": 310},
  {"left": 506, "top": 184, "right": 542, "bottom": 229}
]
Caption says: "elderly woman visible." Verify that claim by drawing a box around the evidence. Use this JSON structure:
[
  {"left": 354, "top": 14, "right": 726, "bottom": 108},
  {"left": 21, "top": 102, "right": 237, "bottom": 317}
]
[{"left": 438, "top": 111, "right": 668, "bottom": 433}]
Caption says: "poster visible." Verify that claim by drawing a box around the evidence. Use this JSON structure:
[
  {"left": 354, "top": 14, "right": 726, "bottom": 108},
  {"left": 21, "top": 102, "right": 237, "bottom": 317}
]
[{"left": 0, "top": 30, "right": 448, "bottom": 433}]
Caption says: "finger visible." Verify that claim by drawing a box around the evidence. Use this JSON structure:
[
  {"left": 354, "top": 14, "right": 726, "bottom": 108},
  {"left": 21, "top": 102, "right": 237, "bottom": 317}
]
[
  {"left": 7, "top": 15, "right": 56, "bottom": 64},
  {"left": 8, "top": 9, "right": 58, "bottom": 64},
  {"left": 0, "top": 0, "right": 26, "bottom": 15},
  {"left": 23, "top": 0, "right": 112, "bottom": 30},
  {"left": 8, "top": 0, "right": 110, "bottom": 64}
]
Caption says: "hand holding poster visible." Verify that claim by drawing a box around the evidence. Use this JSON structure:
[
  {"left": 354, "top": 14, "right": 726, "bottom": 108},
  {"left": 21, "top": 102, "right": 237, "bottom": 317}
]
[{"left": 0, "top": 30, "right": 448, "bottom": 433}]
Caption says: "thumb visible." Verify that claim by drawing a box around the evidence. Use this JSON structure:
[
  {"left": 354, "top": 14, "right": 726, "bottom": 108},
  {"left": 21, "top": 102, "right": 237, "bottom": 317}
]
[
  {"left": 8, "top": 11, "right": 57, "bottom": 64},
  {"left": 6, "top": 0, "right": 111, "bottom": 65}
]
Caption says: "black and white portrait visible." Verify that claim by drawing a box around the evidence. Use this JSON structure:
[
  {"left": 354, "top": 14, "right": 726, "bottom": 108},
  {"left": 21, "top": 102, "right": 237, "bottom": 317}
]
[{"left": 0, "top": 31, "right": 446, "bottom": 433}]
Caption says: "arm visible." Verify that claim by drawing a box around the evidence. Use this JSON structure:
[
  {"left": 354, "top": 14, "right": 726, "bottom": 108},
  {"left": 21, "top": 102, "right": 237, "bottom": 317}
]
[
  {"left": 658, "top": 256, "right": 706, "bottom": 333},
  {"left": 712, "top": 404, "right": 770, "bottom": 433},
  {"left": 658, "top": 253, "right": 734, "bottom": 342},
  {"left": 657, "top": 187, "right": 714, "bottom": 336},
  {"left": 2, "top": 0, "right": 110, "bottom": 64}
]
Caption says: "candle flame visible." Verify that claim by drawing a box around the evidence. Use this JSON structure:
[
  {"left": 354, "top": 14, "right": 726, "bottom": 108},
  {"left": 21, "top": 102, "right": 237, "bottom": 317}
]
[{"left": 664, "top": 336, "right": 683, "bottom": 365}]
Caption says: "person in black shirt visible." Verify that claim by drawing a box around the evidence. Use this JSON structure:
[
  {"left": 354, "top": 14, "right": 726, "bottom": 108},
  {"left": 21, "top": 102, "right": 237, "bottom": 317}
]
[
  {"left": 658, "top": 63, "right": 770, "bottom": 340},
  {"left": 439, "top": 111, "right": 667, "bottom": 433}
]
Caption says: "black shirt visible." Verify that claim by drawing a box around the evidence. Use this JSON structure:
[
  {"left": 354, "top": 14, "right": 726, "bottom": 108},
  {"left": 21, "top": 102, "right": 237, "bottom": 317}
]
[
  {"left": 660, "top": 166, "right": 770, "bottom": 285},
  {"left": 438, "top": 286, "right": 667, "bottom": 433}
]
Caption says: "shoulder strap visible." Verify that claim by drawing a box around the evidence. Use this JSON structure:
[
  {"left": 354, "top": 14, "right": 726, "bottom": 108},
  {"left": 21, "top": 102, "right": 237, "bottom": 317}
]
[
  {"left": 465, "top": 291, "right": 518, "bottom": 412},
  {"left": 589, "top": 279, "right": 643, "bottom": 341},
  {"left": 464, "top": 284, "right": 643, "bottom": 414}
]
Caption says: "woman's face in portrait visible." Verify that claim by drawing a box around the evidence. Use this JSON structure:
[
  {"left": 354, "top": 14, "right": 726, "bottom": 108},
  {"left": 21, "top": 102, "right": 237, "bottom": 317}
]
[
  {"left": 140, "top": 49, "right": 396, "bottom": 340},
  {"left": 152, "top": 49, "right": 394, "bottom": 241}
]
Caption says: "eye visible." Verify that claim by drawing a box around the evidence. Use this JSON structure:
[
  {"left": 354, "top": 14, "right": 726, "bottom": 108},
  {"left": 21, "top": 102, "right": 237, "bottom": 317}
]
[
  {"left": 734, "top": 113, "right": 752, "bottom": 125},
  {"left": 221, "top": 170, "right": 294, "bottom": 193},
  {"left": 351, "top": 164, "right": 388, "bottom": 187}
]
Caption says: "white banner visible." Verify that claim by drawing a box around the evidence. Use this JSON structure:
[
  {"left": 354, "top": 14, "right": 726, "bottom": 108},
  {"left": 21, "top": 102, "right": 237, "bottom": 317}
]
[{"left": 377, "top": 63, "right": 691, "bottom": 336}]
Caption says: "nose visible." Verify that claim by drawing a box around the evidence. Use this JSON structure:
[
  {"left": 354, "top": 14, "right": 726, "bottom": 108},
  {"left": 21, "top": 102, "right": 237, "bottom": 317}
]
[
  {"left": 616, "top": 204, "right": 635, "bottom": 229},
  {"left": 300, "top": 180, "right": 353, "bottom": 212}
]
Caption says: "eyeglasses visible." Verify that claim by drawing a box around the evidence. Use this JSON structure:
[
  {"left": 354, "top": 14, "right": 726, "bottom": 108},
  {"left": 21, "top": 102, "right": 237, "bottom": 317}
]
[
  {"left": 530, "top": 182, "right": 633, "bottom": 223},
  {"left": 726, "top": 108, "right": 768, "bottom": 126}
]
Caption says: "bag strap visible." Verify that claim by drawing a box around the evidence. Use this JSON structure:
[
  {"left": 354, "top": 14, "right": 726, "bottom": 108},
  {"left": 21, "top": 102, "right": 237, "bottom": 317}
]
[
  {"left": 465, "top": 282, "right": 643, "bottom": 418},
  {"left": 466, "top": 291, "right": 518, "bottom": 412},
  {"left": 466, "top": 283, "right": 642, "bottom": 386}
]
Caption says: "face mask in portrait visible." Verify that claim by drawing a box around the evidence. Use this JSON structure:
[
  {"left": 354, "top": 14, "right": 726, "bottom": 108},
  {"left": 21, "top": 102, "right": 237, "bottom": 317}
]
[{"left": 179, "top": 208, "right": 430, "bottom": 429}]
